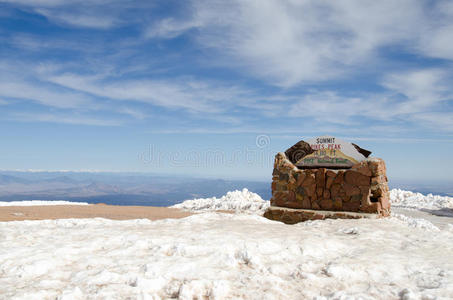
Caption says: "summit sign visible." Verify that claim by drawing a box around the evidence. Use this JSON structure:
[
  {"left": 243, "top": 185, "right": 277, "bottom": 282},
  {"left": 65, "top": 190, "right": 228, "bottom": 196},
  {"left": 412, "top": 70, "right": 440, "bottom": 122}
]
[
  {"left": 266, "top": 135, "right": 390, "bottom": 223},
  {"left": 295, "top": 135, "right": 371, "bottom": 169}
]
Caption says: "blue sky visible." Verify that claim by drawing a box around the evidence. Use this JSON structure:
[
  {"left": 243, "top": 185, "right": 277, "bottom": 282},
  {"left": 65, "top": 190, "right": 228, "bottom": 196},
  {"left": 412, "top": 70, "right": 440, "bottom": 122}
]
[{"left": 0, "top": 0, "right": 452, "bottom": 181}]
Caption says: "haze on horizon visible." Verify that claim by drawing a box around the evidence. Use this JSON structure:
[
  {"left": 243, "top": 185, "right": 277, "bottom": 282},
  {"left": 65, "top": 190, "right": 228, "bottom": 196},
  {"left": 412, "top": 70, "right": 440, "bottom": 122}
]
[{"left": 0, "top": 0, "right": 452, "bottom": 183}]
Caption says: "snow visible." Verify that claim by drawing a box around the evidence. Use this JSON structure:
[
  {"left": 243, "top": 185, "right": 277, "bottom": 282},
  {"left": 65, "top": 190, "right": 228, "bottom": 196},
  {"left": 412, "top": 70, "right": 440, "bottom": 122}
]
[
  {"left": 390, "top": 189, "right": 453, "bottom": 210},
  {"left": 1, "top": 213, "right": 452, "bottom": 299},
  {"left": 391, "top": 213, "right": 441, "bottom": 231},
  {"left": 171, "top": 188, "right": 269, "bottom": 214},
  {"left": 1, "top": 188, "right": 453, "bottom": 298},
  {"left": 0, "top": 200, "right": 90, "bottom": 206}
]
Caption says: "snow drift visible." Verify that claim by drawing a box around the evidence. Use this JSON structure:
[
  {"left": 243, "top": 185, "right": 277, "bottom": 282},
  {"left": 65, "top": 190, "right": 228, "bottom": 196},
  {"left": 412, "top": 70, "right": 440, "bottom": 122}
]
[
  {"left": 0, "top": 200, "right": 89, "bottom": 206},
  {"left": 390, "top": 189, "right": 453, "bottom": 210},
  {"left": 171, "top": 188, "right": 269, "bottom": 214}
]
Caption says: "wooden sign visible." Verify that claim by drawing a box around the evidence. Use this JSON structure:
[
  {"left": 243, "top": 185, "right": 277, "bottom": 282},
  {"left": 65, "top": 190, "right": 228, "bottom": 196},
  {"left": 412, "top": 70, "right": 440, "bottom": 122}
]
[{"left": 294, "top": 136, "right": 370, "bottom": 169}]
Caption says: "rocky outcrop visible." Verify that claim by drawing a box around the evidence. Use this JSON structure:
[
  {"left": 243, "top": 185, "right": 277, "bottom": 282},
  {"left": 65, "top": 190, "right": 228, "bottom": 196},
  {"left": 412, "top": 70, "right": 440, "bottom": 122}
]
[{"left": 267, "top": 152, "right": 390, "bottom": 221}]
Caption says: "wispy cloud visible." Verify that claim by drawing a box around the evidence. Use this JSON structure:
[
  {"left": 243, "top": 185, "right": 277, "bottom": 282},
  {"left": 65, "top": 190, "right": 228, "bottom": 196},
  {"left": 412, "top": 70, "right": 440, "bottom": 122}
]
[
  {"left": 10, "top": 0, "right": 453, "bottom": 87},
  {"left": 45, "top": 73, "right": 253, "bottom": 113},
  {"left": 0, "top": 61, "right": 153, "bottom": 123},
  {"left": 0, "top": 79, "right": 91, "bottom": 109},
  {"left": 2, "top": 0, "right": 453, "bottom": 135},
  {"left": 116, "top": 107, "right": 148, "bottom": 120},
  {"left": 140, "top": 0, "right": 453, "bottom": 89},
  {"left": 0, "top": 0, "right": 70, "bottom": 6},
  {"left": 288, "top": 73, "right": 453, "bottom": 131},
  {"left": 35, "top": 8, "right": 117, "bottom": 29},
  {"left": 412, "top": 112, "right": 453, "bottom": 132},
  {"left": 10, "top": 34, "right": 76, "bottom": 51},
  {"left": 382, "top": 69, "right": 452, "bottom": 114},
  {"left": 11, "top": 112, "right": 122, "bottom": 126},
  {"left": 2, "top": 0, "right": 154, "bottom": 29},
  {"left": 417, "top": 0, "right": 453, "bottom": 61},
  {"left": 167, "top": 0, "right": 424, "bottom": 86},
  {"left": 289, "top": 92, "right": 375, "bottom": 124},
  {"left": 145, "top": 18, "right": 202, "bottom": 39}
]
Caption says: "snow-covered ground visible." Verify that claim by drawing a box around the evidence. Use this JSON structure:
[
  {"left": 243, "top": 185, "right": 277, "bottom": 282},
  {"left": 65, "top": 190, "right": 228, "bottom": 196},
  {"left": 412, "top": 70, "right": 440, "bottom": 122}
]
[
  {"left": 171, "top": 188, "right": 269, "bottom": 214},
  {"left": 0, "top": 200, "right": 90, "bottom": 206},
  {"left": 1, "top": 213, "right": 452, "bottom": 299},
  {"left": 1, "top": 188, "right": 453, "bottom": 299}
]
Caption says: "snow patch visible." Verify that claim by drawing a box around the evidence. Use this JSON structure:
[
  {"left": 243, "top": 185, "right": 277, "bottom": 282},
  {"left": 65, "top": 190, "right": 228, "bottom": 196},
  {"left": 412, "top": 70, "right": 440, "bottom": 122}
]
[
  {"left": 391, "top": 213, "right": 440, "bottom": 231},
  {"left": 0, "top": 200, "right": 90, "bottom": 206},
  {"left": 171, "top": 188, "right": 269, "bottom": 214},
  {"left": 390, "top": 189, "right": 453, "bottom": 210}
]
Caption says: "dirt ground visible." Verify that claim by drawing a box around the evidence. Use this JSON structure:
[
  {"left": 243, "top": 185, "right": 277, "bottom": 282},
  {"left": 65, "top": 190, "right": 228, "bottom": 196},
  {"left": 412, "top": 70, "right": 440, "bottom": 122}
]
[{"left": 0, "top": 204, "right": 193, "bottom": 222}]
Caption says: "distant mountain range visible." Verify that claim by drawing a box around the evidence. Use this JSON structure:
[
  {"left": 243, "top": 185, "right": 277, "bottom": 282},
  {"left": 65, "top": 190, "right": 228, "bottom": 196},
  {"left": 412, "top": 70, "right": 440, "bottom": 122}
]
[
  {"left": 0, "top": 171, "right": 271, "bottom": 206},
  {"left": 0, "top": 171, "right": 451, "bottom": 206}
]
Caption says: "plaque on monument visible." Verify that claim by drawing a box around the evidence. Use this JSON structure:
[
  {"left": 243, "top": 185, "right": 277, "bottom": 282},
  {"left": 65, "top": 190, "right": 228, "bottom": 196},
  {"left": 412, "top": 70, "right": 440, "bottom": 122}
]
[{"left": 294, "top": 135, "right": 371, "bottom": 169}]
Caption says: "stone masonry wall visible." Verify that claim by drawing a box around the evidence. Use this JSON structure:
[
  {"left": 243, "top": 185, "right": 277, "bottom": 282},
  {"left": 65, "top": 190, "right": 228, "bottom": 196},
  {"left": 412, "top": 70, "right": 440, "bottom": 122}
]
[{"left": 270, "top": 152, "right": 390, "bottom": 216}]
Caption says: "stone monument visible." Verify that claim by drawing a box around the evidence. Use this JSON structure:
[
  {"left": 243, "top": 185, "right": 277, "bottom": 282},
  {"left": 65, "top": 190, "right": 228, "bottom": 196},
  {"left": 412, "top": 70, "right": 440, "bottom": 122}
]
[{"left": 264, "top": 135, "right": 390, "bottom": 224}]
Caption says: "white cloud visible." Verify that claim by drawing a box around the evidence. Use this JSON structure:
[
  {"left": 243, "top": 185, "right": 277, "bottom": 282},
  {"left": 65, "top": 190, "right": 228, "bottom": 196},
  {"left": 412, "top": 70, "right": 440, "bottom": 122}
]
[
  {"left": 0, "top": 61, "right": 155, "bottom": 122},
  {"left": 145, "top": 18, "right": 202, "bottom": 39},
  {"left": 288, "top": 91, "right": 397, "bottom": 127},
  {"left": 421, "top": 24, "right": 453, "bottom": 60},
  {"left": 412, "top": 112, "right": 453, "bottom": 131},
  {"left": 289, "top": 92, "right": 372, "bottom": 123},
  {"left": 116, "top": 107, "right": 147, "bottom": 120},
  {"left": 35, "top": 8, "right": 117, "bottom": 29},
  {"left": 382, "top": 69, "right": 452, "bottom": 114},
  {"left": 0, "top": 0, "right": 123, "bottom": 8},
  {"left": 7, "top": 0, "right": 453, "bottom": 87},
  {"left": 8, "top": 0, "right": 453, "bottom": 87},
  {"left": 28, "top": 65, "right": 453, "bottom": 132},
  {"left": 0, "top": 0, "right": 68, "bottom": 6},
  {"left": 3, "top": 0, "right": 453, "bottom": 134},
  {"left": 417, "top": 0, "right": 453, "bottom": 60},
  {"left": 288, "top": 73, "right": 453, "bottom": 131},
  {"left": 140, "top": 0, "right": 453, "bottom": 88},
  {"left": 11, "top": 112, "right": 122, "bottom": 126},
  {"left": 179, "top": 0, "right": 424, "bottom": 86},
  {"left": 7, "top": 33, "right": 106, "bottom": 55},
  {"left": 0, "top": 80, "right": 91, "bottom": 109},
  {"left": 45, "top": 73, "right": 253, "bottom": 113},
  {"left": 2, "top": 0, "right": 152, "bottom": 29},
  {"left": 0, "top": 60, "right": 256, "bottom": 124}
]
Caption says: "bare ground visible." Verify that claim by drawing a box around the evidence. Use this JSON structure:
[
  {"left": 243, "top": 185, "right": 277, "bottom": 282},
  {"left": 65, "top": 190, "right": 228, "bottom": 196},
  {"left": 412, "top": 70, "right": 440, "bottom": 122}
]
[{"left": 0, "top": 204, "right": 192, "bottom": 222}]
